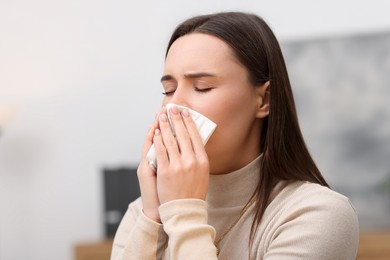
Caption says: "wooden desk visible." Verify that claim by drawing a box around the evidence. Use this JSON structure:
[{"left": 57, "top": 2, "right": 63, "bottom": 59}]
[
  {"left": 74, "top": 232, "right": 390, "bottom": 259},
  {"left": 357, "top": 232, "right": 390, "bottom": 260},
  {"left": 74, "top": 239, "right": 113, "bottom": 260}
]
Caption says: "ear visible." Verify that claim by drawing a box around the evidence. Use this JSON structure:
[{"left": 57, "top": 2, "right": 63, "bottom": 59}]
[{"left": 255, "top": 81, "right": 270, "bottom": 119}]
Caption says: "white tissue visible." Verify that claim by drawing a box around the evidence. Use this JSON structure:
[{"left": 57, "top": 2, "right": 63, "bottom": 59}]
[{"left": 146, "top": 103, "right": 217, "bottom": 172}]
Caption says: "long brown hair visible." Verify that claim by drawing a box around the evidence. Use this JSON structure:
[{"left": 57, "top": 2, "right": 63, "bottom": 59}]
[{"left": 166, "top": 11, "right": 329, "bottom": 241}]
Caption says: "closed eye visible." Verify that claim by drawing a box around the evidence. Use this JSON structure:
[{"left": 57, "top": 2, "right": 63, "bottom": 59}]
[
  {"left": 162, "top": 90, "right": 175, "bottom": 96},
  {"left": 194, "top": 87, "right": 213, "bottom": 93}
]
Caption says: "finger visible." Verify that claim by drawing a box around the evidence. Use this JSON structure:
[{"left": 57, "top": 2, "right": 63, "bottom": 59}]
[
  {"left": 141, "top": 112, "right": 160, "bottom": 158},
  {"left": 153, "top": 128, "right": 169, "bottom": 170},
  {"left": 168, "top": 106, "right": 193, "bottom": 155},
  {"left": 159, "top": 109, "right": 180, "bottom": 160},
  {"left": 181, "top": 109, "right": 207, "bottom": 156},
  {"left": 137, "top": 158, "right": 161, "bottom": 223}
]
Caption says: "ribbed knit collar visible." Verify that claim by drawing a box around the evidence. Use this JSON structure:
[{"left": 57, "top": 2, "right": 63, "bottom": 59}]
[{"left": 206, "top": 155, "right": 262, "bottom": 208}]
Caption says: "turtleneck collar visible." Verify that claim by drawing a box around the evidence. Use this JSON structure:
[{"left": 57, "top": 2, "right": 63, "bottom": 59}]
[{"left": 206, "top": 155, "right": 262, "bottom": 208}]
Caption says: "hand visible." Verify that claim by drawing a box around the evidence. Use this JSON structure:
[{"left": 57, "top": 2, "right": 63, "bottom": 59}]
[
  {"left": 137, "top": 113, "right": 161, "bottom": 223},
  {"left": 153, "top": 106, "right": 210, "bottom": 204}
]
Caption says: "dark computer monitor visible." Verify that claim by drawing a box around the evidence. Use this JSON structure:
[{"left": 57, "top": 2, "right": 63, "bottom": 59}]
[{"left": 103, "top": 167, "right": 140, "bottom": 237}]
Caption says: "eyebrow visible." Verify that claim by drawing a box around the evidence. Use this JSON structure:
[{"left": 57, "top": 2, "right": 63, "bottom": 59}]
[{"left": 160, "top": 72, "right": 217, "bottom": 82}]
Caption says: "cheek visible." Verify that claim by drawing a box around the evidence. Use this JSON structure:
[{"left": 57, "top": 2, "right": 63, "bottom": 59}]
[
  {"left": 208, "top": 91, "right": 254, "bottom": 126},
  {"left": 205, "top": 93, "right": 255, "bottom": 144}
]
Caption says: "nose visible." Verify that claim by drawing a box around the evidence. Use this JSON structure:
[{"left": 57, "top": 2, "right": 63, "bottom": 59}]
[{"left": 166, "top": 86, "right": 190, "bottom": 108}]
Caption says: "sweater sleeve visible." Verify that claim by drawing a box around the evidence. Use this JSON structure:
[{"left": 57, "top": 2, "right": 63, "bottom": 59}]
[
  {"left": 262, "top": 185, "right": 359, "bottom": 260},
  {"left": 111, "top": 198, "right": 168, "bottom": 260},
  {"left": 159, "top": 199, "right": 218, "bottom": 260}
]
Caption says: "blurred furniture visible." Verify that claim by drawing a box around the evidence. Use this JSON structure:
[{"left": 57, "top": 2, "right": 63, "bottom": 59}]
[
  {"left": 103, "top": 167, "right": 140, "bottom": 237},
  {"left": 357, "top": 232, "right": 390, "bottom": 260},
  {"left": 74, "top": 232, "right": 390, "bottom": 259},
  {"left": 74, "top": 239, "right": 113, "bottom": 260}
]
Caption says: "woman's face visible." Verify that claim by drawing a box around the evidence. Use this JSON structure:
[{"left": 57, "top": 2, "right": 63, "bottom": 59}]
[{"left": 161, "top": 33, "right": 264, "bottom": 174}]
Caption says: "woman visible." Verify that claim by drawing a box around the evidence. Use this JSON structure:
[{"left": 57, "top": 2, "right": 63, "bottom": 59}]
[{"left": 111, "top": 12, "right": 359, "bottom": 259}]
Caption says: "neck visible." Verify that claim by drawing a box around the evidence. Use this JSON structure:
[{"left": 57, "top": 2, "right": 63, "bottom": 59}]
[
  {"left": 209, "top": 150, "right": 261, "bottom": 175},
  {"left": 207, "top": 154, "right": 262, "bottom": 207}
]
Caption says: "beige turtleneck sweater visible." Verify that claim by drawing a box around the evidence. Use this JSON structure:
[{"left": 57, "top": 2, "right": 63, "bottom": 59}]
[{"left": 111, "top": 156, "right": 359, "bottom": 259}]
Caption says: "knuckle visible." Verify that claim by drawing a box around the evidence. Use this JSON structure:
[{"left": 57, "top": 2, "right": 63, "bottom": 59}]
[
  {"left": 158, "top": 164, "right": 173, "bottom": 176},
  {"left": 165, "top": 137, "right": 176, "bottom": 146},
  {"left": 182, "top": 132, "right": 191, "bottom": 141},
  {"left": 158, "top": 168, "right": 168, "bottom": 177},
  {"left": 198, "top": 157, "right": 209, "bottom": 170},
  {"left": 182, "top": 158, "right": 195, "bottom": 171},
  {"left": 137, "top": 164, "right": 147, "bottom": 179},
  {"left": 137, "top": 168, "right": 142, "bottom": 178},
  {"left": 171, "top": 163, "right": 182, "bottom": 174}
]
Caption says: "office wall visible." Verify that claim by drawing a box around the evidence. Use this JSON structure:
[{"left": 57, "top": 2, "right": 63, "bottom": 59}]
[{"left": 1, "top": 1, "right": 390, "bottom": 259}]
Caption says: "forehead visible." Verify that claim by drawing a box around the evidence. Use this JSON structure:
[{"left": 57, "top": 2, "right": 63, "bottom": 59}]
[{"left": 164, "top": 33, "right": 240, "bottom": 74}]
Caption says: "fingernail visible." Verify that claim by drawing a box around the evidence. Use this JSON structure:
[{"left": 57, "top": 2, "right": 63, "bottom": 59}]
[
  {"left": 154, "top": 129, "right": 160, "bottom": 135},
  {"left": 170, "top": 106, "right": 179, "bottom": 115},
  {"left": 160, "top": 114, "right": 168, "bottom": 122},
  {"left": 181, "top": 109, "right": 190, "bottom": 117}
]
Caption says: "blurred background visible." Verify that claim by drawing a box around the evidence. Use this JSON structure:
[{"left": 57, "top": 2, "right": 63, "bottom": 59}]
[{"left": 1, "top": 1, "right": 389, "bottom": 259}]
